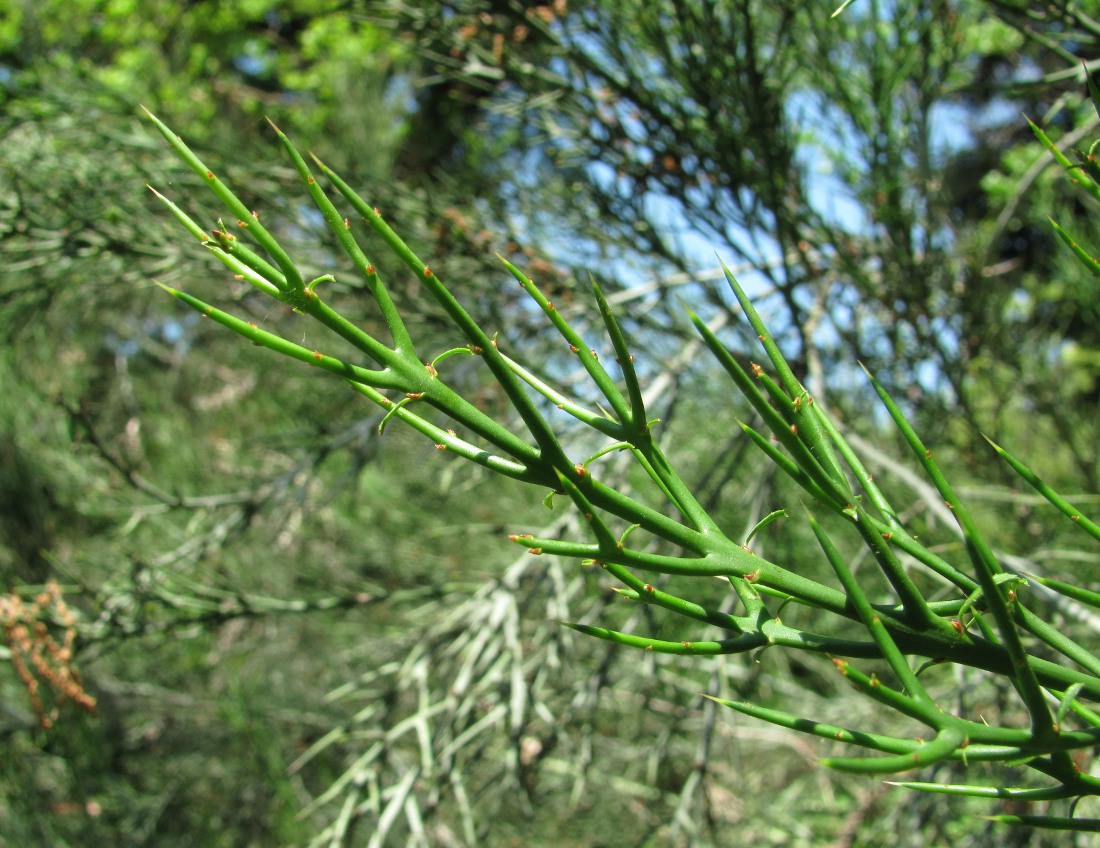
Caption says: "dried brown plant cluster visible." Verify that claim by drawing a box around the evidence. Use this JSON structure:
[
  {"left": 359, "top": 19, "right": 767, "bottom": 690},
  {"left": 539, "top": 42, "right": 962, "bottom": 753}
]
[{"left": 1, "top": 582, "right": 96, "bottom": 729}]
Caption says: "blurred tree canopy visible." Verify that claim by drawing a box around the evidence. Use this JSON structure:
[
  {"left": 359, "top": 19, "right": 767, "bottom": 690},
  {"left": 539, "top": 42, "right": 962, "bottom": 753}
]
[
  {"left": 0, "top": 1, "right": 1098, "bottom": 845},
  {"left": 375, "top": 0, "right": 1099, "bottom": 462}
]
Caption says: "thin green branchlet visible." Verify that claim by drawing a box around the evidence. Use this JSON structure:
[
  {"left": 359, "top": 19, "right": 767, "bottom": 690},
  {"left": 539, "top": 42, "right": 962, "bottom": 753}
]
[{"left": 145, "top": 105, "right": 1100, "bottom": 832}]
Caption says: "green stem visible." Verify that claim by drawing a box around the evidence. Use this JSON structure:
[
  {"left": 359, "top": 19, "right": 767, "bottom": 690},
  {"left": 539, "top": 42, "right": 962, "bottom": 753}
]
[
  {"left": 144, "top": 108, "right": 304, "bottom": 291},
  {"left": 863, "top": 365, "right": 1056, "bottom": 737}
]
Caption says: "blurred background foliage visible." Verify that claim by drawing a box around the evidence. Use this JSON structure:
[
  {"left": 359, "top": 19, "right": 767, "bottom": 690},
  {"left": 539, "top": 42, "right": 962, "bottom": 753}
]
[{"left": 0, "top": 0, "right": 1098, "bottom": 845}]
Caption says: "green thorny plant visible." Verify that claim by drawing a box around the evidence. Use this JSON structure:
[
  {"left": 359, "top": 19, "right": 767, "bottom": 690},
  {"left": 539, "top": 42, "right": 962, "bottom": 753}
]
[{"left": 142, "top": 101, "right": 1100, "bottom": 833}]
